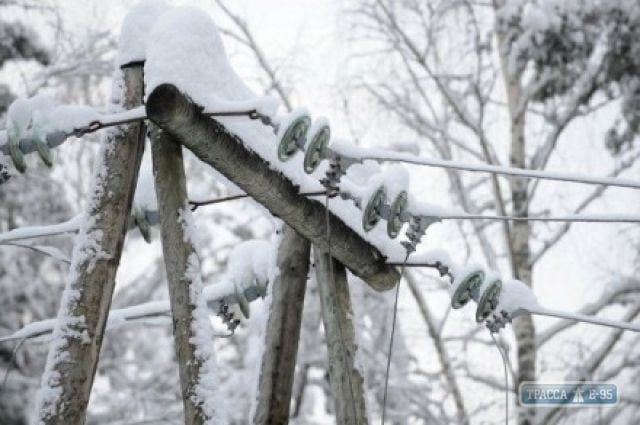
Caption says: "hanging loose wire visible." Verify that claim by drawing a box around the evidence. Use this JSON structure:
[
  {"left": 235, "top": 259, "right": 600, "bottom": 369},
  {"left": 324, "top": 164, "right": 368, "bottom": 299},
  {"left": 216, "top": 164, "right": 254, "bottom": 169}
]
[
  {"left": 490, "top": 332, "right": 510, "bottom": 425},
  {"left": 381, "top": 251, "right": 411, "bottom": 425}
]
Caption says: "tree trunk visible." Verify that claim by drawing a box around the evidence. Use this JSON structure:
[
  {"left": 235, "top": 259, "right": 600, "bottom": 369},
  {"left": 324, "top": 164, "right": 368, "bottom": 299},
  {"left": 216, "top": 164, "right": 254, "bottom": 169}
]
[
  {"left": 145, "top": 83, "right": 399, "bottom": 292},
  {"left": 35, "top": 64, "right": 145, "bottom": 425},
  {"left": 150, "top": 125, "right": 220, "bottom": 425},
  {"left": 313, "top": 250, "right": 369, "bottom": 425},
  {"left": 496, "top": 28, "right": 537, "bottom": 425},
  {"left": 253, "top": 226, "right": 311, "bottom": 425}
]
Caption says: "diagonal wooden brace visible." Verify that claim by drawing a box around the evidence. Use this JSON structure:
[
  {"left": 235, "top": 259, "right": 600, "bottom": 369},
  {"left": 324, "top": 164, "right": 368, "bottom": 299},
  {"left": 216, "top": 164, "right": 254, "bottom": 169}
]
[{"left": 146, "top": 84, "right": 400, "bottom": 291}]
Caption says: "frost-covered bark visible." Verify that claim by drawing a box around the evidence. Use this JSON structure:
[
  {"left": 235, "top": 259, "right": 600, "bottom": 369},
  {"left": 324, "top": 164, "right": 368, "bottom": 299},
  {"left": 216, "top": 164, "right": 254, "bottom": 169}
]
[
  {"left": 494, "top": 5, "right": 537, "bottom": 423},
  {"left": 150, "top": 125, "right": 223, "bottom": 425},
  {"left": 34, "top": 64, "right": 145, "bottom": 425},
  {"left": 253, "top": 226, "right": 310, "bottom": 424},
  {"left": 313, "top": 250, "right": 369, "bottom": 425}
]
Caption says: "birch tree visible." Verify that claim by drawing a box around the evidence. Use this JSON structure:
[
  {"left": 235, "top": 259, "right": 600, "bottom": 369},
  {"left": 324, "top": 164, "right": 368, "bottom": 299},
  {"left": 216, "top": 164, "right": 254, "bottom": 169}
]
[{"left": 348, "top": 1, "right": 640, "bottom": 424}]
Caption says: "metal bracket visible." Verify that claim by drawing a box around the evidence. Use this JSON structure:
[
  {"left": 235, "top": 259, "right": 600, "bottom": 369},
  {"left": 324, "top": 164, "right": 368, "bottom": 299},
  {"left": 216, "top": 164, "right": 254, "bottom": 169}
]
[
  {"left": 401, "top": 215, "right": 439, "bottom": 254},
  {"left": 320, "top": 156, "right": 345, "bottom": 197},
  {"left": 486, "top": 310, "right": 512, "bottom": 333}
]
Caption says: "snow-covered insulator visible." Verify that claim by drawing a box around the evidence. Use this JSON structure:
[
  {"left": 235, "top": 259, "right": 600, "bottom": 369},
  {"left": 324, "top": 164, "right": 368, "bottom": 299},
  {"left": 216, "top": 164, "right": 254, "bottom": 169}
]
[
  {"left": 32, "top": 128, "right": 53, "bottom": 168},
  {"left": 303, "top": 122, "right": 330, "bottom": 174},
  {"left": 8, "top": 130, "right": 26, "bottom": 173},
  {"left": 450, "top": 267, "right": 485, "bottom": 309},
  {"left": 277, "top": 114, "right": 311, "bottom": 161},
  {"left": 362, "top": 185, "right": 387, "bottom": 232},
  {"left": 46, "top": 130, "right": 68, "bottom": 147},
  {"left": 235, "top": 287, "right": 251, "bottom": 319},
  {"left": 387, "top": 190, "right": 408, "bottom": 239},
  {"left": 133, "top": 206, "right": 152, "bottom": 243},
  {"left": 475, "top": 276, "right": 502, "bottom": 323}
]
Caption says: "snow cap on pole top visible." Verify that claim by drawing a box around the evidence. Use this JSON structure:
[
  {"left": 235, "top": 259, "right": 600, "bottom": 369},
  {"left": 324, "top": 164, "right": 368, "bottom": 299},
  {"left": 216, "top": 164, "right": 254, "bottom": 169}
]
[
  {"left": 117, "top": 0, "right": 170, "bottom": 67},
  {"left": 144, "top": 4, "right": 280, "bottom": 116}
]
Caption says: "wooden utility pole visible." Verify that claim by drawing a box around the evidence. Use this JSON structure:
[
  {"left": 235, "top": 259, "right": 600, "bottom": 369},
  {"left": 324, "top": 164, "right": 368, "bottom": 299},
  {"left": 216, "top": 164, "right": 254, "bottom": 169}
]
[
  {"left": 145, "top": 83, "right": 399, "bottom": 292},
  {"left": 253, "top": 227, "right": 311, "bottom": 424},
  {"left": 36, "top": 64, "right": 145, "bottom": 425},
  {"left": 150, "top": 125, "right": 220, "bottom": 424},
  {"left": 314, "top": 249, "right": 369, "bottom": 425}
]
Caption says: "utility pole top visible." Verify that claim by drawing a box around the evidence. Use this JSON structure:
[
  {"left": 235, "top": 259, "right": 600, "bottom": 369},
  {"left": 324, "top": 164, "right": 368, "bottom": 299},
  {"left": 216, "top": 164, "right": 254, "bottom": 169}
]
[{"left": 146, "top": 83, "right": 400, "bottom": 291}]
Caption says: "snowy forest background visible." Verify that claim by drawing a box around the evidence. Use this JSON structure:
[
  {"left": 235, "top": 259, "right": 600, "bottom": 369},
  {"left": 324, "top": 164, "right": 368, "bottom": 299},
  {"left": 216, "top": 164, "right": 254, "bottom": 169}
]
[{"left": 1, "top": 0, "right": 640, "bottom": 424}]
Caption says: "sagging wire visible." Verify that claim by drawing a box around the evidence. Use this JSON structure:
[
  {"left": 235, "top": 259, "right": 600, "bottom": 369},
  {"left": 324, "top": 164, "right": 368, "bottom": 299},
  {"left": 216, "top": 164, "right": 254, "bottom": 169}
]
[
  {"left": 380, "top": 251, "right": 409, "bottom": 425},
  {"left": 490, "top": 331, "right": 510, "bottom": 425}
]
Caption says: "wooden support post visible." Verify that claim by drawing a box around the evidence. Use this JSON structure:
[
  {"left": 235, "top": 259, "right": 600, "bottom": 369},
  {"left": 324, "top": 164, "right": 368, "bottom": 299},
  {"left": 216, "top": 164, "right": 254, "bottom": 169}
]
[
  {"left": 36, "top": 65, "right": 146, "bottom": 425},
  {"left": 253, "top": 226, "right": 311, "bottom": 424},
  {"left": 145, "top": 84, "right": 400, "bottom": 292},
  {"left": 150, "top": 125, "right": 220, "bottom": 425},
  {"left": 314, "top": 249, "right": 369, "bottom": 425}
]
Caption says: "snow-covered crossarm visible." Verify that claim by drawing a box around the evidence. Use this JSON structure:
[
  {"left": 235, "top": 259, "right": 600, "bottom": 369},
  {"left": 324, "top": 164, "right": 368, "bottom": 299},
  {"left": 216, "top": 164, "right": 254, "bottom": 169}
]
[
  {"left": 145, "top": 84, "right": 400, "bottom": 291},
  {"left": 0, "top": 279, "right": 267, "bottom": 344}
]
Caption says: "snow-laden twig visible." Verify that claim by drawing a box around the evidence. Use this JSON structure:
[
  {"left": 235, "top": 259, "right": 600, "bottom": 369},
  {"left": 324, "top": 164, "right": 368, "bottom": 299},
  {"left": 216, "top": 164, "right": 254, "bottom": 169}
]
[{"left": 2, "top": 242, "right": 70, "bottom": 264}]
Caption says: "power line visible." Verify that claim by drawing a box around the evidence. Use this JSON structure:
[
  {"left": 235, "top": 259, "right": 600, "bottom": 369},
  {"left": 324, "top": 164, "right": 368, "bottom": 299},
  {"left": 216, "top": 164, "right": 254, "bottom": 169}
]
[
  {"left": 527, "top": 306, "right": 640, "bottom": 333},
  {"left": 358, "top": 152, "right": 640, "bottom": 189},
  {"left": 435, "top": 213, "right": 640, "bottom": 223}
]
